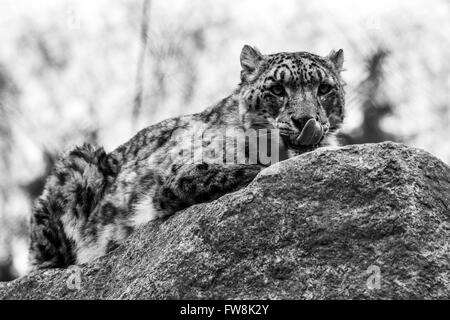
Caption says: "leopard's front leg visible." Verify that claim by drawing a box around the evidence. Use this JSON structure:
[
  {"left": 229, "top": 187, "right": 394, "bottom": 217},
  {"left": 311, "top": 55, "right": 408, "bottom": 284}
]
[{"left": 153, "top": 162, "right": 264, "bottom": 216}]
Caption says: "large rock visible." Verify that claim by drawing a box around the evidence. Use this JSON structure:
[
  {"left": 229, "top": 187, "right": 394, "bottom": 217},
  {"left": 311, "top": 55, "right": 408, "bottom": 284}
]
[{"left": 1, "top": 142, "right": 449, "bottom": 299}]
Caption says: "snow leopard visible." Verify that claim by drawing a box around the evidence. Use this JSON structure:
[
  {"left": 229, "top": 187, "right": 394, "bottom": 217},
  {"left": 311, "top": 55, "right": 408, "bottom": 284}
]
[{"left": 29, "top": 45, "right": 345, "bottom": 268}]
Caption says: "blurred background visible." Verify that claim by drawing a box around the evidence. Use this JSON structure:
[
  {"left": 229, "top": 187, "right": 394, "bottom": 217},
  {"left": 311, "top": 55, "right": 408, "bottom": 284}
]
[{"left": 0, "top": 0, "right": 449, "bottom": 281}]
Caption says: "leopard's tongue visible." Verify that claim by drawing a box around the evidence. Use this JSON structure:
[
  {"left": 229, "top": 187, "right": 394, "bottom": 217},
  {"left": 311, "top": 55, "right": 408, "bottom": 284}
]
[{"left": 296, "top": 118, "right": 324, "bottom": 146}]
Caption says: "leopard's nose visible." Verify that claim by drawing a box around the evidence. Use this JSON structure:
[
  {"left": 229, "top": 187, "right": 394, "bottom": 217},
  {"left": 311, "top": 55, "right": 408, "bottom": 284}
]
[{"left": 291, "top": 115, "right": 314, "bottom": 131}]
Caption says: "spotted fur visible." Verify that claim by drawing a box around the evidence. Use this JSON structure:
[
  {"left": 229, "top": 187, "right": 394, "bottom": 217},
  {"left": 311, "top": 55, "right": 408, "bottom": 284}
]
[{"left": 29, "top": 46, "right": 345, "bottom": 269}]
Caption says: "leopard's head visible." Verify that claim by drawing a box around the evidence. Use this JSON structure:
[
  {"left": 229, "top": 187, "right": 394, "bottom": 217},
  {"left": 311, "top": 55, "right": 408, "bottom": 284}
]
[{"left": 237, "top": 45, "right": 345, "bottom": 152}]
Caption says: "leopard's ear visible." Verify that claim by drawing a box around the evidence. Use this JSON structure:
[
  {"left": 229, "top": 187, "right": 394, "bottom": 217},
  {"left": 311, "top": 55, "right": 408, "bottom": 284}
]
[
  {"left": 327, "top": 49, "right": 344, "bottom": 71},
  {"left": 240, "top": 45, "right": 264, "bottom": 81}
]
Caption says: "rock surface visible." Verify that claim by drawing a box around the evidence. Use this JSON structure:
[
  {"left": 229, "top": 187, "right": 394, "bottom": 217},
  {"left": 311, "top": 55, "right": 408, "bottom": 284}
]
[{"left": 1, "top": 142, "right": 449, "bottom": 299}]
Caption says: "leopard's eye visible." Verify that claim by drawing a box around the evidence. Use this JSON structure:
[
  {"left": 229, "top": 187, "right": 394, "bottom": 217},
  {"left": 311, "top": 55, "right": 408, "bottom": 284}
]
[
  {"left": 270, "top": 84, "right": 285, "bottom": 96},
  {"left": 318, "top": 83, "right": 333, "bottom": 96}
]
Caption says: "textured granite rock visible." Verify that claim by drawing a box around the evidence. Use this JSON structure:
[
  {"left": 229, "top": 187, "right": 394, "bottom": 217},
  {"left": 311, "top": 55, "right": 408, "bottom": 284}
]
[{"left": 1, "top": 142, "right": 449, "bottom": 299}]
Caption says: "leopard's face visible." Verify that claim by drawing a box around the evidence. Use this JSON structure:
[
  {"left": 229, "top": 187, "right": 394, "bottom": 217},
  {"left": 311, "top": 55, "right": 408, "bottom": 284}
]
[{"left": 238, "top": 45, "right": 345, "bottom": 151}]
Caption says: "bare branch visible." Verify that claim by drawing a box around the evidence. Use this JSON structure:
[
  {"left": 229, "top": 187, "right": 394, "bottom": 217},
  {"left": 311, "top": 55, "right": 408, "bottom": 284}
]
[{"left": 132, "top": 0, "right": 151, "bottom": 128}]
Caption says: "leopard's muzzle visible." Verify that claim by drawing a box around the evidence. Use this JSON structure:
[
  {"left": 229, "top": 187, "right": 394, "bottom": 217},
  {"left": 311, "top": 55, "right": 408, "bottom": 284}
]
[{"left": 279, "top": 117, "right": 328, "bottom": 150}]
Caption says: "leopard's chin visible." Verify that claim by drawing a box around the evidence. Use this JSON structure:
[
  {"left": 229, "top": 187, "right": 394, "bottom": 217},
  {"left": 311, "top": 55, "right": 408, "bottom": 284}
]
[{"left": 280, "top": 134, "right": 323, "bottom": 153}]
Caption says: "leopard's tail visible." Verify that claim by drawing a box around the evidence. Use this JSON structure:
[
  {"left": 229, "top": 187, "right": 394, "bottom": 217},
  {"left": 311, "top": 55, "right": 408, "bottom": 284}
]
[{"left": 29, "top": 143, "right": 118, "bottom": 269}]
